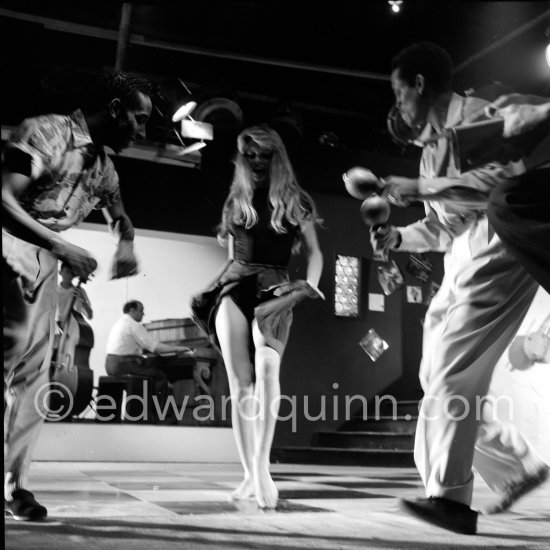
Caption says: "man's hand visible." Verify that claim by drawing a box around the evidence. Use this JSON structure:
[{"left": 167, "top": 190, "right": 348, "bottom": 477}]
[
  {"left": 382, "top": 176, "right": 420, "bottom": 207},
  {"left": 73, "top": 286, "right": 86, "bottom": 302},
  {"left": 370, "top": 225, "right": 401, "bottom": 255},
  {"left": 499, "top": 104, "right": 549, "bottom": 139},
  {"left": 111, "top": 240, "right": 139, "bottom": 279},
  {"left": 487, "top": 94, "right": 550, "bottom": 138},
  {"left": 51, "top": 237, "right": 97, "bottom": 280}
]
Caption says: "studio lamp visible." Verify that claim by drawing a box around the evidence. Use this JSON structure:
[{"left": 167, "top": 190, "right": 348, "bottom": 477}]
[
  {"left": 388, "top": 1, "right": 403, "bottom": 14},
  {"left": 169, "top": 79, "right": 213, "bottom": 157},
  {"left": 172, "top": 101, "right": 198, "bottom": 122}
]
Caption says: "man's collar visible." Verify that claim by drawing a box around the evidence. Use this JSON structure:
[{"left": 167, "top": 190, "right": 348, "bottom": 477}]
[
  {"left": 69, "top": 109, "right": 94, "bottom": 148},
  {"left": 416, "top": 93, "right": 465, "bottom": 144},
  {"left": 443, "top": 93, "right": 466, "bottom": 128}
]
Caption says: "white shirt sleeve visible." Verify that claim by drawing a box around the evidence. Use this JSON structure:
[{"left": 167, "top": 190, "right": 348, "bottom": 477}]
[
  {"left": 106, "top": 315, "right": 160, "bottom": 355},
  {"left": 132, "top": 323, "right": 159, "bottom": 353},
  {"left": 398, "top": 204, "right": 455, "bottom": 253}
]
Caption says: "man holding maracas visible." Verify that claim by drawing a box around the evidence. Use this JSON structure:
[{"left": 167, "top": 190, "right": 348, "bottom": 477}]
[{"left": 344, "top": 43, "right": 547, "bottom": 535}]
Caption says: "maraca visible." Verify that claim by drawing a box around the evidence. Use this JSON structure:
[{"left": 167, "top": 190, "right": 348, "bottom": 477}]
[
  {"left": 360, "top": 195, "right": 391, "bottom": 261},
  {"left": 343, "top": 167, "right": 385, "bottom": 200}
]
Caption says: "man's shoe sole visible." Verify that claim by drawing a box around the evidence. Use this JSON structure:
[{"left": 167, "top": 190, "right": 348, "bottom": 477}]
[{"left": 400, "top": 498, "right": 477, "bottom": 535}]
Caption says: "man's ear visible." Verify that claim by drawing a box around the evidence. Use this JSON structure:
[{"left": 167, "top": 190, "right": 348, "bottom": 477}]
[
  {"left": 415, "top": 74, "right": 425, "bottom": 96},
  {"left": 108, "top": 98, "right": 122, "bottom": 119}
]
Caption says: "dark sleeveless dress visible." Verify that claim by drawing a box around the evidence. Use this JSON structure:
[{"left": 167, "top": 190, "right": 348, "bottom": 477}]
[{"left": 191, "top": 187, "right": 303, "bottom": 356}]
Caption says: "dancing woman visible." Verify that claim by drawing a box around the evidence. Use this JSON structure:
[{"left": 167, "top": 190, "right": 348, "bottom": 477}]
[{"left": 192, "top": 125, "right": 323, "bottom": 509}]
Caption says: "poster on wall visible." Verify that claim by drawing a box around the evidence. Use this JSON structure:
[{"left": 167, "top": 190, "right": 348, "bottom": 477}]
[
  {"left": 490, "top": 288, "right": 550, "bottom": 462},
  {"left": 377, "top": 260, "right": 404, "bottom": 296},
  {"left": 508, "top": 312, "right": 550, "bottom": 370},
  {"left": 359, "top": 328, "right": 389, "bottom": 362},
  {"left": 405, "top": 253, "right": 433, "bottom": 283},
  {"left": 406, "top": 285, "right": 423, "bottom": 303},
  {"left": 368, "top": 293, "right": 385, "bottom": 312}
]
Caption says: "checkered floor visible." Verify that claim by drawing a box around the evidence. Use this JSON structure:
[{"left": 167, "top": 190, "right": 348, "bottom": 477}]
[{"left": 5, "top": 462, "right": 550, "bottom": 549}]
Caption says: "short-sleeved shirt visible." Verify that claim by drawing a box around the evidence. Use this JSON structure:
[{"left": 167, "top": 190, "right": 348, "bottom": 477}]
[
  {"left": 106, "top": 315, "right": 159, "bottom": 356},
  {"left": 3, "top": 109, "right": 120, "bottom": 232}
]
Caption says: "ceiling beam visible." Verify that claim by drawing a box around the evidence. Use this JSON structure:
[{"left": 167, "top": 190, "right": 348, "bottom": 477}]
[
  {"left": 114, "top": 3, "right": 132, "bottom": 72},
  {"left": 454, "top": 8, "right": 550, "bottom": 73},
  {"left": 0, "top": 8, "right": 389, "bottom": 81}
]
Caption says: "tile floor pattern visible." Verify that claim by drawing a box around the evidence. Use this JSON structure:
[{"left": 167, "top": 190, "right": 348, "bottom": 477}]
[{"left": 5, "top": 461, "right": 550, "bottom": 549}]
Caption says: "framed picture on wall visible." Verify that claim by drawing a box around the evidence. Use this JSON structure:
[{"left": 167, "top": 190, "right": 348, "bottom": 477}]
[{"left": 333, "top": 253, "right": 368, "bottom": 319}]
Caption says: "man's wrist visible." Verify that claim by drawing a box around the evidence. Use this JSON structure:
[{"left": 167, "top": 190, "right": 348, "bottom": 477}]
[
  {"left": 49, "top": 233, "right": 67, "bottom": 257},
  {"left": 117, "top": 239, "right": 134, "bottom": 249},
  {"left": 110, "top": 215, "right": 136, "bottom": 242}
]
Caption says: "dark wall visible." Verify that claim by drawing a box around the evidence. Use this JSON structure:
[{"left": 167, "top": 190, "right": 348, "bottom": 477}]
[{"left": 272, "top": 147, "right": 444, "bottom": 447}]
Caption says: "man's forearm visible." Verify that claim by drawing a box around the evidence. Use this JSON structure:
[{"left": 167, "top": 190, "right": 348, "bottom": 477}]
[
  {"left": 110, "top": 213, "right": 135, "bottom": 242},
  {"left": 155, "top": 342, "right": 187, "bottom": 354}
]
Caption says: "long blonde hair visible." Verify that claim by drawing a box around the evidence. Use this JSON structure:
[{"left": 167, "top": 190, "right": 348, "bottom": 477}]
[{"left": 218, "top": 125, "right": 320, "bottom": 244}]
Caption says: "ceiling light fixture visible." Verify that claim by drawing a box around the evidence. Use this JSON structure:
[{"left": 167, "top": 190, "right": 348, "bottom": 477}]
[
  {"left": 177, "top": 141, "right": 207, "bottom": 156},
  {"left": 388, "top": 1, "right": 403, "bottom": 13},
  {"left": 168, "top": 78, "right": 213, "bottom": 158},
  {"left": 172, "top": 101, "right": 197, "bottom": 122}
]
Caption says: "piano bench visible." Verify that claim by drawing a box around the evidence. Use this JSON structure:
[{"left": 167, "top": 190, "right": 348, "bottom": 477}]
[{"left": 95, "top": 375, "right": 155, "bottom": 424}]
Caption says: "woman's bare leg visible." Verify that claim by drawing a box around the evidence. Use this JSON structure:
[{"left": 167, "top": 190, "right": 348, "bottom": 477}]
[
  {"left": 251, "top": 320, "right": 281, "bottom": 509},
  {"left": 215, "top": 297, "right": 257, "bottom": 500}
]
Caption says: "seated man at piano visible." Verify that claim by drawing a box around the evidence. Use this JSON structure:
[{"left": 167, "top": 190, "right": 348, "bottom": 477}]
[{"left": 105, "top": 300, "right": 190, "bottom": 412}]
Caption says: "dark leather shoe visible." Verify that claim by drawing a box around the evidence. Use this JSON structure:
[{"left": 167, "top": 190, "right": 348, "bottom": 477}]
[
  {"left": 399, "top": 497, "right": 477, "bottom": 535},
  {"left": 5, "top": 489, "right": 47, "bottom": 521},
  {"left": 484, "top": 465, "right": 549, "bottom": 514}
]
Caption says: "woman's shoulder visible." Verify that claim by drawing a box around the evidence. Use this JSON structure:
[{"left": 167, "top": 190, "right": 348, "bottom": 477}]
[{"left": 297, "top": 191, "right": 318, "bottom": 222}]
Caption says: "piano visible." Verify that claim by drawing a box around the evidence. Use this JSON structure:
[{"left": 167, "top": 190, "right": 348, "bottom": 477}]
[{"left": 143, "top": 317, "right": 220, "bottom": 396}]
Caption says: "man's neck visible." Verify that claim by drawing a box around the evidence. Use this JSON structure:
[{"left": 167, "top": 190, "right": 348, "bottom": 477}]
[
  {"left": 83, "top": 112, "right": 107, "bottom": 147},
  {"left": 427, "top": 91, "right": 454, "bottom": 132}
]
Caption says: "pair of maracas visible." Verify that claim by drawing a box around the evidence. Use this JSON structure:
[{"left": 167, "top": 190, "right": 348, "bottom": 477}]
[{"left": 342, "top": 167, "right": 391, "bottom": 260}]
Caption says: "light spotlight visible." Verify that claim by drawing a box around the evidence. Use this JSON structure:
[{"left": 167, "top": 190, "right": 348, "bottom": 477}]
[
  {"left": 177, "top": 141, "right": 207, "bottom": 157},
  {"left": 546, "top": 43, "right": 550, "bottom": 68},
  {"left": 172, "top": 101, "right": 197, "bottom": 122},
  {"left": 388, "top": 1, "right": 403, "bottom": 13}
]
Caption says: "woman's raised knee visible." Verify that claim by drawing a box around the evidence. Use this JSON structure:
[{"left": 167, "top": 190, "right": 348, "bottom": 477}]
[{"left": 255, "top": 347, "right": 280, "bottom": 379}]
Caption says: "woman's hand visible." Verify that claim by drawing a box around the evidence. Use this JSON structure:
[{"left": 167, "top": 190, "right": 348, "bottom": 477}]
[{"left": 266, "top": 280, "right": 324, "bottom": 300}]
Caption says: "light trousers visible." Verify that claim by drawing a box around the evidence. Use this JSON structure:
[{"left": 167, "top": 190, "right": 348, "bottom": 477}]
[
  {"left": 414, "top": 215, "right": 539, "bottom": 505},
  {"left": 4, "top": 239, "right": 57, "bottom": 486}
]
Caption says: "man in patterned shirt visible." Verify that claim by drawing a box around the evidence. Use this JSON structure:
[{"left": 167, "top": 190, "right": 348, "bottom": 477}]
[{"left": 3, "top": 71, "right": 152, "bottom": 520}]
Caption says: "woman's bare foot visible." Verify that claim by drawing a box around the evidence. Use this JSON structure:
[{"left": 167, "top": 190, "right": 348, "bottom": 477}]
[
  {"left": 254, "top": 463, "right": 278, "bottom": 509},
  {"left": 229, "top": 476, "right": 255, "bottom": 501}
]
